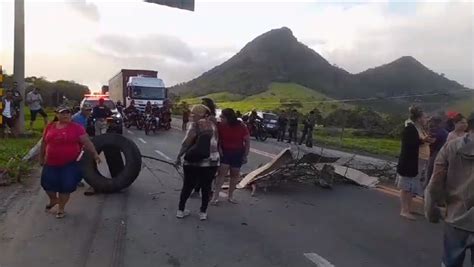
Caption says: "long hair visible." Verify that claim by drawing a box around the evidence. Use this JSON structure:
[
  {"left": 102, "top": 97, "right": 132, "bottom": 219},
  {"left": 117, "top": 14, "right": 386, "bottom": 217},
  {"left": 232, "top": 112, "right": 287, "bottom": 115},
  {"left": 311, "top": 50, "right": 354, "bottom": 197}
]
[
  {"left": 221, "top": 108, "right": 239, "bottom": 126},
  {"left": 201, "top": 98, "right": 216, "bottom": 116}
]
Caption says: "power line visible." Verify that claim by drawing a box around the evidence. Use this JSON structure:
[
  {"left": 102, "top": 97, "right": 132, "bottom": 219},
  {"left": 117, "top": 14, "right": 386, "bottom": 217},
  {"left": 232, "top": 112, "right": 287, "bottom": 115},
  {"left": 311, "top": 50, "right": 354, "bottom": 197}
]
[{"left": 213, "top": 89, "right": 474, "bottom": 105}]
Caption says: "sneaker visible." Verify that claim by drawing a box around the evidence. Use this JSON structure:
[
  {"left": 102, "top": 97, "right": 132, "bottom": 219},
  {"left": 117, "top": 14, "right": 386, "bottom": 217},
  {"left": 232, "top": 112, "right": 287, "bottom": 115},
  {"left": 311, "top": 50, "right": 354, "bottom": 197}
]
[
  {"left": 199, "top": 212, "right": 208, "bottom": 221},
  {"left": 176, "top": 210, "right": 190, "bottom": 219}
]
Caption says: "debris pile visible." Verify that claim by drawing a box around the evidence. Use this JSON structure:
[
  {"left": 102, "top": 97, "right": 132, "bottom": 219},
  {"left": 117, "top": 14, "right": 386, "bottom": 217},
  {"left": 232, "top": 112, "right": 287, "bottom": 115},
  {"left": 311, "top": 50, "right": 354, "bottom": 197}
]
[{"left": 238, "top": 148, "right": 389, "bottom": 194}]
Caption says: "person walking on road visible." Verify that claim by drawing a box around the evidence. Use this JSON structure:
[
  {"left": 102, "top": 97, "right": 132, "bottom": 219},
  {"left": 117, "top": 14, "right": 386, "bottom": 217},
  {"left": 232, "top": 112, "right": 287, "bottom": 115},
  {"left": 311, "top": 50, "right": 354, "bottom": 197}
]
[
  {"left": 190, "top": 98, "right": 218, "bottom": 197},
  {"left": 175, "top": 104, "right": 220, "bottom": 221},
  {"left": 425, "top": 112, "right": 474, "bottom": 267},
  {"left": 92, "top": 98, "right": 112, "bottom": 136},
  {"left": 396, "top": 106, "right": 434, "bottom": 220},
  {"left": 287, "top": 109, "right": 299, "bottom": 144},
  {"left": 26, "top": 87, "right": 48, "bottom": 129},
  {"left": 1, "top": 90, "right": 17, "bottom": 137},
  {"left": 277, "top": 110, "right": 288, "bottom": 142},
  {"left": 182, "top": 104, "right": 190, "bottom": 131},
  {"left": 446, "top": 113, "right": 468, "bottom": 142},
  {"left": 299, "top": 110, "right": 317, "bottom": 147},
  {"left": 211, "top": 108, "right": 250, "bottom": 205},
  {"left": 39, "top": 105, "right": 100, "bottom": 218}
]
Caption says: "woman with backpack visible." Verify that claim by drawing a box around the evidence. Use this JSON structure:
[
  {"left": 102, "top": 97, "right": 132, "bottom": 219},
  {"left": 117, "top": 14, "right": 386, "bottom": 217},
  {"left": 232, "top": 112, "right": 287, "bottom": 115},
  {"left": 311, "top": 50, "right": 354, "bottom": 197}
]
[{"left": 175, "top": 104, "right": 220, "bottom": 221}]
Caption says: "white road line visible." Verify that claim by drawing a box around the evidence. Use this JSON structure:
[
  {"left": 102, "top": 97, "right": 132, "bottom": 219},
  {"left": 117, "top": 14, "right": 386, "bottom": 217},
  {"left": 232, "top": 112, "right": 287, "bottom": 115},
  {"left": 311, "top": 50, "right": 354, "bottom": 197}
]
[
  {"left": 138, "top": 138, "right": 147, "bottom": 144},
  {"left": 127, "top": 130, "right": 134, "bottom": 135},
  {"left": 171, "top": 126, "right": 181, "bottom": 131},
  {"left": 303, "top": 253, "right": 335, "bottom": 267},
  {"left": 250, "top": 148, "right": 276, "bottom": 159},
  {"left": 155, "top": 150, "right": 172, "bottom": 161}
]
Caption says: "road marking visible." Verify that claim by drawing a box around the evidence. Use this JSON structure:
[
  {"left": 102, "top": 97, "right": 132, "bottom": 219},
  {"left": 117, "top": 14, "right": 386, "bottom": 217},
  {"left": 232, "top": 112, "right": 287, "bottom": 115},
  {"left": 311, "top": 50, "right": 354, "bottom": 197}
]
[
  {"left": 304, "top": 253, "right": 335, "bottom": 267},
  {"left": 250, "top": 148, "right": 276, "bottom": 159},
  {"left": 127, "top": 130, "right": 134, "bottom": 135},
  {"left": 171, "top": 126, "right": 181, "bottom": 131},
  {"left": 155, "top": 150, "right": 173, "bottom": 161},
  {"left": 138, "top": 138, "right": 147, "bottom": 144}
]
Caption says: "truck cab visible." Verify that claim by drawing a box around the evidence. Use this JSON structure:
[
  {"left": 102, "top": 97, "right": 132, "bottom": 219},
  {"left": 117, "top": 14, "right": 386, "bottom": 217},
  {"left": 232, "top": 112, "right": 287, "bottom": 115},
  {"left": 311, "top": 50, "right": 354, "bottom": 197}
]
[{"left": 127, "top": 77, "right": 166, "bottom": 112}]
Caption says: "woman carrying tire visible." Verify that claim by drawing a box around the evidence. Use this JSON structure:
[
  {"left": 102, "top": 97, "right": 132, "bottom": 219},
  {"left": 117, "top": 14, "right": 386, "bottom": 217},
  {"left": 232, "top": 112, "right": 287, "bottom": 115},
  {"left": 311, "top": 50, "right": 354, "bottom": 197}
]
[
  {"left": 176, "top": 104, "right": 220, "bottom": 221},
  {"left": 40, "top": 105, "right": 100, "bottom": 218},
  {"left": 211, "top": 108, "right": 250, "bottom": 205}
]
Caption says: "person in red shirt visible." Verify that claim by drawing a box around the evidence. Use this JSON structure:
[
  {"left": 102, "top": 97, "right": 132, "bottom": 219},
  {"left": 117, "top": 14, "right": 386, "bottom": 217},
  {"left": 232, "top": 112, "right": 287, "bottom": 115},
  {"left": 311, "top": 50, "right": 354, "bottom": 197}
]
[
  {"left": 211, "top": 108, "right": 250, "bottom": 204},
  {"left": 39, "top": 105, "right": 100, "bottom": 218}
]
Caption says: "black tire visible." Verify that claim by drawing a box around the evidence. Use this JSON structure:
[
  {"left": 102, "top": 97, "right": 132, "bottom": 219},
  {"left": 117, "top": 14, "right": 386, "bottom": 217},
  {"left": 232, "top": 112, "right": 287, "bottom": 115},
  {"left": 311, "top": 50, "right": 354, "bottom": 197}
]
[
  {"left": 81, "top": 134, "right": 142, "bottom": 193},
  {"left": 124, "top": 120, "right": 132, "bottom": 129}
]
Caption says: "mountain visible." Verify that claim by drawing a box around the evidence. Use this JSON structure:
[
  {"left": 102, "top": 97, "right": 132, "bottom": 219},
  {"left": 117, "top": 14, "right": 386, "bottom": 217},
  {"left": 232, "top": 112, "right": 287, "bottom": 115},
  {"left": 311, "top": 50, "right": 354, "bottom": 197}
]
[
  {"left": 171, "top": 27, "right": 467, "bottom": 113},
  {"left": 354, "top": 56, "right": 465, "bottom": 97}
]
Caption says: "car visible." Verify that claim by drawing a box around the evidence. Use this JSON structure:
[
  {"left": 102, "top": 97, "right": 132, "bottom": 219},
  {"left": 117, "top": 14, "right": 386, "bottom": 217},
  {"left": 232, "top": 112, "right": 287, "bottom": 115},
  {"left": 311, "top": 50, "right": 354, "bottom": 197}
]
[
  {"left": 243, "top": 111, "right": 279, "bottom": 138},
  {"left": 80, "top": 94, "right": 123, "bottom": 134}
]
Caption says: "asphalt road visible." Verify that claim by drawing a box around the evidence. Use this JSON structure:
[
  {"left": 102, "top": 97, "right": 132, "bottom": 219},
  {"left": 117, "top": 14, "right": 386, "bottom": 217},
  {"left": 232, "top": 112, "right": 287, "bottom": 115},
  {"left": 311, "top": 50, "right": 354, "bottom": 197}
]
[{"left": 0, "top": 125, "right": 466, "bottom": 267}]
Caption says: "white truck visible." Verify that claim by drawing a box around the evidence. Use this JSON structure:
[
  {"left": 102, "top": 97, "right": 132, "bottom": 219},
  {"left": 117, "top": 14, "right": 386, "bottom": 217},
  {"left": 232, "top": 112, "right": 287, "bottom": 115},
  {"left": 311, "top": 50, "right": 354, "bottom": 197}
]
[{"left": 108, "top": 69, "right": 168, "bottom": 112}]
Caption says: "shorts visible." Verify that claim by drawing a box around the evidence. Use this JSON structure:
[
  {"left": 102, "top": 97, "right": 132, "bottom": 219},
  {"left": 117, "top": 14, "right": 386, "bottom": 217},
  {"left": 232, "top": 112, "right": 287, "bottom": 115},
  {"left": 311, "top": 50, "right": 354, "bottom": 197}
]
[
  {"left": 396, "top": 175, "right": 421, "bottom": 195},
  {"left": 41, "top": 161, "right": 82, "bottom": 193},
  {"left": 1, "top": 115, "right": 14, "bottom": 128},
  {"left": 221, "top": 150, "right": 245, "bottom": 169},
  {"left": 30, "top": 109, "right": 47, "bottom": 121}
]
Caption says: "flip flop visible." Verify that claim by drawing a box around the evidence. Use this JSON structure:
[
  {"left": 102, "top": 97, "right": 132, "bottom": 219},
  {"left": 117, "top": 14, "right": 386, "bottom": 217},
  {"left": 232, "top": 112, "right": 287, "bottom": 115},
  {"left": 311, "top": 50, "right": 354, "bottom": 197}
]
[
  {"left": 56, "top": 211, "right": 66, "bottom": 219},
  {"left": 228, "top": 198, "right": 238, "bottom": 204}
]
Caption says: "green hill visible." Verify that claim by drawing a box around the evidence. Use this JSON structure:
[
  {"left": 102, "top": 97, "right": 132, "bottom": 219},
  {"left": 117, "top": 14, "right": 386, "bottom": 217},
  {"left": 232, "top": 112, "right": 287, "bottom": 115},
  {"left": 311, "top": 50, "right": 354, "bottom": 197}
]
[
  {"left": 184, "top": 82, "right": 351, "bottom": 114},
  {"left": 171, "top": 27, "right": 468, "bottom": 114}
]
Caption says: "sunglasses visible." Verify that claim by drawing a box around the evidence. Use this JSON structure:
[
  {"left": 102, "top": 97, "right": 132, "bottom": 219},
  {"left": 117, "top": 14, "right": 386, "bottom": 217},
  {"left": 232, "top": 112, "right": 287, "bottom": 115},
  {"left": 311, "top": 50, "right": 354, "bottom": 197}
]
[{"left": 58, "top": 110, "right": 71, "bottom": 114}]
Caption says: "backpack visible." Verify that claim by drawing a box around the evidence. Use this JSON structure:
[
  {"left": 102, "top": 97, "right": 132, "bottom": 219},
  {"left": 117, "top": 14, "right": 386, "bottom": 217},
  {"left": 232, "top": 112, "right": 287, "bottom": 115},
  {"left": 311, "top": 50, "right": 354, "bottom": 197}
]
[{"left": 184, "top": 123, "right": 212, "bottom": 163}]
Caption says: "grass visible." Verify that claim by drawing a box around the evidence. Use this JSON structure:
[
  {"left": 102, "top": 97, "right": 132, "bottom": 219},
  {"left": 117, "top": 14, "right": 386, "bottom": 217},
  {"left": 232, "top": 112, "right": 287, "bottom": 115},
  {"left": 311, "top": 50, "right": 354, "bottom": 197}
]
[
  {"left": 449, "top": 94, "right": 474, "bottom": 115},
  {"left": 183, "top": 82, "right": 352, "bottom": 114},
  {"left": 0, "top": 109, "right": 54, "bottom": 183},
  {"left": 314, "top": 131, "right": 400, "bottom": 158}
]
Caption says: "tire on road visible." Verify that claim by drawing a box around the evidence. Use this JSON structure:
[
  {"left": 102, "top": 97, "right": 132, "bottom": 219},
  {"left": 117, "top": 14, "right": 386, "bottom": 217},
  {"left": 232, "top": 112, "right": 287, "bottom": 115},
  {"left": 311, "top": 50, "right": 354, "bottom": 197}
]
[{"left": 81, "top": 133, "right": 142, "bottom": 193}]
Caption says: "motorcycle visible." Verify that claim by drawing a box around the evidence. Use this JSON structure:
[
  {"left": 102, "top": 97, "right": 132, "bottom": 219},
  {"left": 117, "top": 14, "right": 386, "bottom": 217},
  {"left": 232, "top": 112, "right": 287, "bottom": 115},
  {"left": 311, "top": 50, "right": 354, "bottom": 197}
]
[
  {"left": 144, "top": 113, "right": 160, "bottom": 135},
  {"left": 247, "top": 119, "right": 269, "bottom": 142},
  {"left": 124, "top": 111, "right": 144, "bottom": 130}
]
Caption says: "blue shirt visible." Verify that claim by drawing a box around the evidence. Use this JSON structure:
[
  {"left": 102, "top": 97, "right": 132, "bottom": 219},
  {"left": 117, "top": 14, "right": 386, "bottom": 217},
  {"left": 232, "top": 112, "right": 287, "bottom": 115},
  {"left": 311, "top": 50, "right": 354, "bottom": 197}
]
[{"left": 72, "top": 112, "right": 88, "bottom": 129}]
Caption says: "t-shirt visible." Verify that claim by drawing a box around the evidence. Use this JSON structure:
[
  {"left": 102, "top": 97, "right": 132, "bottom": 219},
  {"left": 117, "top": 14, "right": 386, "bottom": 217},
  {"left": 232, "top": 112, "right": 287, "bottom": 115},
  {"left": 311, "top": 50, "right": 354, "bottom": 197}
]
[
  {"left": 44, "top": 122, "right": 86, "bottom": 166},
  {"left": 92, "top": 105, "right": 112, "bottom": 119},
  {"left": 72, "top": 112, "right": 88, "bottom": 129},
  {"left": 218, "top": 123, "right": 249, "bottom": 152},
  {"left": 2, "top": 98, "right": 12, "bottom": 118},
  {"left": 26, "top": 92, "right": 43, "bottom": 111}
]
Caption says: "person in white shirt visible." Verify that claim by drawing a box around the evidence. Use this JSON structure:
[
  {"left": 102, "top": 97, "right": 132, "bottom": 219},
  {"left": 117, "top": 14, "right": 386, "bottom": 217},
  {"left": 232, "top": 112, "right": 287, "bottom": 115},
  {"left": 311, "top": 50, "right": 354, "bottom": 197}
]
[
  {"left": 26, "top": 87, "right": 48, "bottom": 129},
  {"left": 1, "top": 90, "right": 17, "bottom": 137}
]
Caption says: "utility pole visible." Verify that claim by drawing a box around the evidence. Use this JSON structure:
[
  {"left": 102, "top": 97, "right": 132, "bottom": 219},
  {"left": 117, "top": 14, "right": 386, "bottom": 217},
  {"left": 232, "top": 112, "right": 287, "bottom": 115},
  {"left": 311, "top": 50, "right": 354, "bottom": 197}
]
[{"left": 13, "top": 0, "right": 25, "bottom": 134}]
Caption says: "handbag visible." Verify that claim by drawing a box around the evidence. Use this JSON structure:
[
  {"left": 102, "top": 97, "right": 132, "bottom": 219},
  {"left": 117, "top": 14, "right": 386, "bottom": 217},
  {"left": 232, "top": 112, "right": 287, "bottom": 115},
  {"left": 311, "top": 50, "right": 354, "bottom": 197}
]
[{"left": 184, "top": 123, "right": 212, "bottom": 162}]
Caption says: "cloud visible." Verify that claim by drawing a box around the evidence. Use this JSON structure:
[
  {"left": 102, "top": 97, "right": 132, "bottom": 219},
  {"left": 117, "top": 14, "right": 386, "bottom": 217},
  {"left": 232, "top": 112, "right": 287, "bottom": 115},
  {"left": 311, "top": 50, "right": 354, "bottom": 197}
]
[
  {"left": 95, "top": 34, "right": 195, "bottom": 62},
  {"left": 314, "top": 1, "right": 473, "bottom": 87},
  {"left": 67, "top": 0, "right": 100, "bottom": 21}
]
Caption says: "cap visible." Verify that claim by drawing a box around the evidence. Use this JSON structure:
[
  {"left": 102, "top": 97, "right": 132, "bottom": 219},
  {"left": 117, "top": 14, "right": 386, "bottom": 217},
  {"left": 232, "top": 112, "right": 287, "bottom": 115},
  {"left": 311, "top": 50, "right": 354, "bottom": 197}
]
[
  {"left": 82, "top": 103, "right": 93, "bottom": 110},
  {"left": 56, "top": 105, "right": 71, "bottom": 113}
]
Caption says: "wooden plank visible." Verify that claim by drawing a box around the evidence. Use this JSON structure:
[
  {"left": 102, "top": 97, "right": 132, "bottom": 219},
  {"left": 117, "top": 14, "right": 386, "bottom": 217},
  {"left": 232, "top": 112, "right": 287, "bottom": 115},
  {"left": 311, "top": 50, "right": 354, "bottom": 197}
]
[{"left": 237, "top": 148, "right": 293, "bottom": 189}]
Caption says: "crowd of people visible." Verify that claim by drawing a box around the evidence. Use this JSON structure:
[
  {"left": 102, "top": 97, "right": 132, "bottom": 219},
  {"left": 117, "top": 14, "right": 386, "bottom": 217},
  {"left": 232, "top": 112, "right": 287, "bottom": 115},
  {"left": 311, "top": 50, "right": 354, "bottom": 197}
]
[
  {"left": 2, "top": 86, "right": 472, "bottom": 265},
  {"left": 396, "top": 106, "right": 473, "bottom": 267}
]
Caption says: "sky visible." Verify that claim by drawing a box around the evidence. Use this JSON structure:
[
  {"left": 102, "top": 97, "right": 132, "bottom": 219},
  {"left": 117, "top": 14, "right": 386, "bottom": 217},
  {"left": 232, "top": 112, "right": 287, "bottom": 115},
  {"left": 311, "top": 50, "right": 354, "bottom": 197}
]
[{"left": 0, "top": 0, "right": 473, "bottom": 91}]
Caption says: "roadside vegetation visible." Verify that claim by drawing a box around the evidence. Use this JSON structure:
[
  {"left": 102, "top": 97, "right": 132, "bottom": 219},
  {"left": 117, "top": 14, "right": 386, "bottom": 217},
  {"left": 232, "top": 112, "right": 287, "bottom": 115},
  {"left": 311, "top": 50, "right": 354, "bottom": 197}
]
[{"left": 0, "top": 109, "right": 54, "bottom": 184}]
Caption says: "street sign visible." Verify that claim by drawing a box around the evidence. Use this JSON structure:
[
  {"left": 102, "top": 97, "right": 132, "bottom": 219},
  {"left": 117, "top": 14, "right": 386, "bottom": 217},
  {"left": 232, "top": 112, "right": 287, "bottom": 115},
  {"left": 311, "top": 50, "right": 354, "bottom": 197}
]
[{"left": 144, "top": 0, "right": 194, "bottom": 11}]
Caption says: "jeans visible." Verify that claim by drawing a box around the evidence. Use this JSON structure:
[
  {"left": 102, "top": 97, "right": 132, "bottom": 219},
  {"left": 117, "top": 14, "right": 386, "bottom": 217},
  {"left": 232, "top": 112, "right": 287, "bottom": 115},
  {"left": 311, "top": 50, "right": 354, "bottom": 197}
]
[
  {"left": 277, "top": 126, "right": 287, "bottom": 142},
  {"left": 299, "top": 125, "right": 313, "bottom": 146},
  {"left": 443, "top": 224, "right": 474, "bottom": 267},
  {"left": 288, "top": 126, "right": 298, "bottom": 143},
  {"left": 179, "top": 166, "right": 217, "bottom": 213}
]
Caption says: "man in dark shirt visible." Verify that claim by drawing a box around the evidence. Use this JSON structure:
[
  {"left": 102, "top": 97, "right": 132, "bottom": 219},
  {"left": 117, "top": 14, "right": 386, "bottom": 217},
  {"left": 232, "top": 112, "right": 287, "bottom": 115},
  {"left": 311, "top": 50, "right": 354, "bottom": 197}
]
[
  {"left": 277, "top": 111, "right": 288, "bottom": 142},
  {"left": 299, "top": 110, "right": 318, "bottom": 147},
  {"left": 92, "top": 98, "right": 112, "bottom": 135},
  {"left": 287, "top": 109, "right": 299, "bottom": 144}
]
